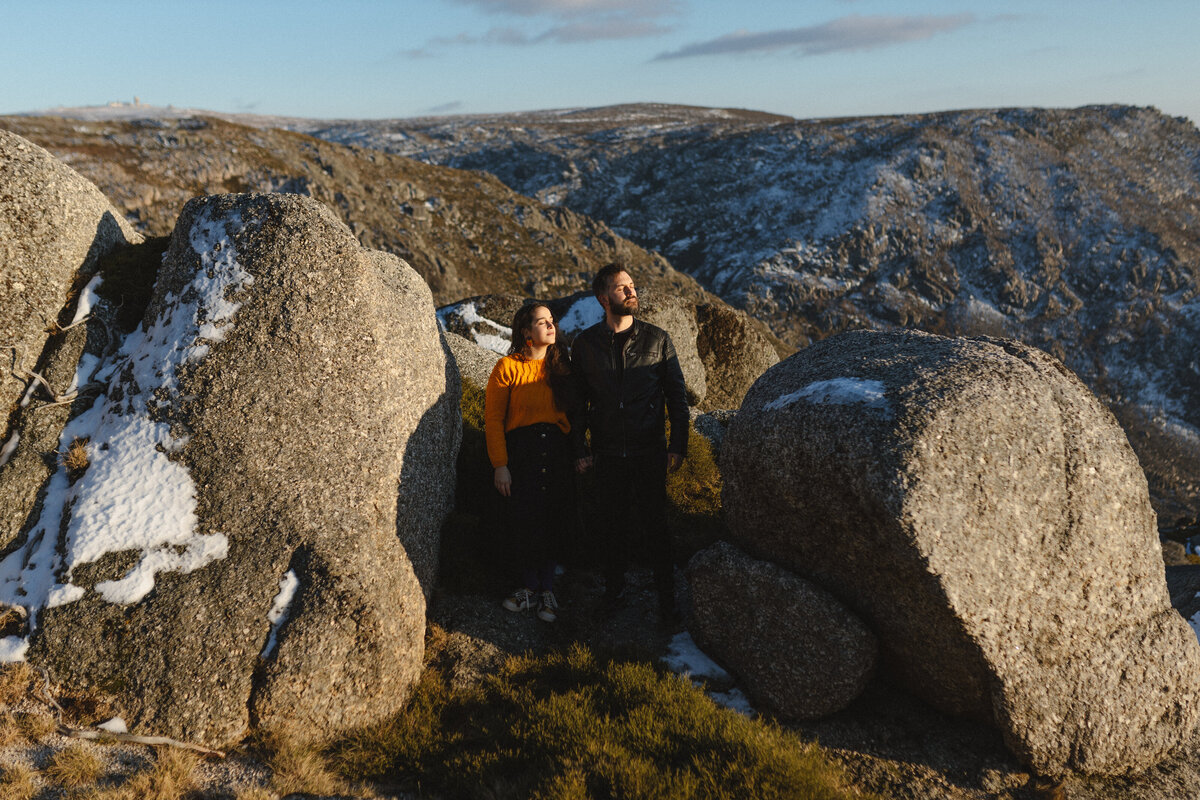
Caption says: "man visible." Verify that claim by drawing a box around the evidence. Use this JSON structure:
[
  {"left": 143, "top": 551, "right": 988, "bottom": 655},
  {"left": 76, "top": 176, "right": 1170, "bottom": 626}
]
[{"left": 570, "top": 263, "right": 689, "bottom": 622}]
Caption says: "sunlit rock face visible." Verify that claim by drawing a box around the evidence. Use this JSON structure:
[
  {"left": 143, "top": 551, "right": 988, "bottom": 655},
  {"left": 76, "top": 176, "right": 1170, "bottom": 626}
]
[
  {"left": 16, "top": 193, "right": 459, "bottom": 747},
  {"left": 722, "top": 329, "right": 1200, "bottom": 776}
]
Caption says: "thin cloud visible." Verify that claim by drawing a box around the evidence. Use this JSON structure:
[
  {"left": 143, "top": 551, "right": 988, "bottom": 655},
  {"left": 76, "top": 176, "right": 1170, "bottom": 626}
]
[
  {"left": 460, "top": 19, "right": 672, "bottom": 45},
  {"left": 537, "top": 18, "right": 674, "bottom": 42},
  {"left": 425, "top": 101, "right": 465, "bottom": 113},
  {"left": 450, "top": 0, "right": 678, "bottom": 18},
  {"left": 654, "top": 14, "right": 976, "bottom": 60},
  {"left": 409, "top": 0, "right": 679, "bottom": 50}
]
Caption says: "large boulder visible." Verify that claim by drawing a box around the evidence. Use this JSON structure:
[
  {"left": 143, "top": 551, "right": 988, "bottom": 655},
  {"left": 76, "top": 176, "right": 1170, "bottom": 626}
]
[
  {"left": 694, "top": 303, "right": 779, "bottom": 411},
  {"left": 687, "top": 541, "right": 877, "bottom": 719},
  {"left": 721, "top": 329, "right": 1200, "bottom": 776},
  {"left": 444, "top": 330, "right": 501, "bottom": 391},
  {"left": 1, "top": 193, "right": 459, "bottom": 747},
  {"left": 631, "top": 288, "right": 705, "bottom": 407},
  {"left": 0, "top": 131, "right": 141, "bottom": 550}
]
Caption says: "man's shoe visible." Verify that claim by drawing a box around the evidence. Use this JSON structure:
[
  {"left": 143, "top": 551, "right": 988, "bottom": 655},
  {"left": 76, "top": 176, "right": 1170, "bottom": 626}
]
[
  {"left": 503, "top": 588, "right": 534, "bottom": 613},
  {"left": 538, "top": 591, "right": 559, "bottom": 622}
]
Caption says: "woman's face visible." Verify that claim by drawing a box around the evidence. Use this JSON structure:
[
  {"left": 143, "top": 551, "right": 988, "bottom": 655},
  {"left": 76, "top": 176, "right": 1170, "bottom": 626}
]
[{"left": 527, "top": 306, "right": 556, "bottom": 348}]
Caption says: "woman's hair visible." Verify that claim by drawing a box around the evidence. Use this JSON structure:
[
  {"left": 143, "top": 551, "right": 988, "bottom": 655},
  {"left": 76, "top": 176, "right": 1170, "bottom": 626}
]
[{"left": 508, "top": 303, "right": 573, "bottom": 412}]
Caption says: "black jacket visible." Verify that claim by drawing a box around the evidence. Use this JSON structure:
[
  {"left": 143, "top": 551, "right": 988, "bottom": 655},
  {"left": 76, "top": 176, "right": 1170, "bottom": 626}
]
[{"left": 569, "top": 319, "right": 689, "bottom": 459}]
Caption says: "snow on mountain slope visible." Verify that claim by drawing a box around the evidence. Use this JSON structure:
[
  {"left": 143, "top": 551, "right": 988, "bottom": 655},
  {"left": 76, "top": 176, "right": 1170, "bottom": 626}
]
[
  {"left": 18, "top": 102, "right": 1200, "bottom": 519},
  {"left": 291, "top": 104, "right": 1200, "bottom": 520}
]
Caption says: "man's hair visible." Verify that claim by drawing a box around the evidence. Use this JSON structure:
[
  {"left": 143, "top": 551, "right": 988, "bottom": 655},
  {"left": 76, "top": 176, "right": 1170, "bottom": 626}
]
[{"left": 592, "top": 263, "right": 630, "bottom": 299}]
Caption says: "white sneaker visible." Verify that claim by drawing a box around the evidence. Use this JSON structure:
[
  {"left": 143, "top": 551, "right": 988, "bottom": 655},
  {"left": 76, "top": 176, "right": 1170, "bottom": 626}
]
[
  {"left": 537, "top": 591, "right": 559, "bottom": 622},
  {"left": 503, "top": 588, "right": 534, "bottom": 612}
]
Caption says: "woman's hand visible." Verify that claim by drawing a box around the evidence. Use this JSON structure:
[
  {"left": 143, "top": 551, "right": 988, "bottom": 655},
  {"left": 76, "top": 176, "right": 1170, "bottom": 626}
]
[{"left": 494, "top": 466, "right": 512, "bottom": 497}]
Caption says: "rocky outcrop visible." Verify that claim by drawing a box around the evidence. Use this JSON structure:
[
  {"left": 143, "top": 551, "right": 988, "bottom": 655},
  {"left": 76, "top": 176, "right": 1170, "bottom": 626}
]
[
  {"left": 1, "top": 116, "right": 712, "bottom": 310},
  {"left": 694, "top": 303, "right": 779, "bottom": 411},
  {"left": 312, "top": 103, "right": 1200, "bottom": 521},
  {"left": 3, "top": 193, "right": 459, "bottom": 747},
  {"left": 0, "top": 130, "right": 140, "bottom": 455},
  {"left": 721, "top": 329, "right": 1200, "bottom": 776},
  {"left": 690, "top": 409, "right": 735, "bottom": 457},
  {"left": 687, "top": 541, "right": 877, "bottom": 719}
]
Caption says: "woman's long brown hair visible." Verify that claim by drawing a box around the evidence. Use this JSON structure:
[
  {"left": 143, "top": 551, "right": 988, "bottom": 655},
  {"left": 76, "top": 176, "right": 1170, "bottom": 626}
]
[{"left": 508, "top": 303, "right": 573, "bottom": 412}]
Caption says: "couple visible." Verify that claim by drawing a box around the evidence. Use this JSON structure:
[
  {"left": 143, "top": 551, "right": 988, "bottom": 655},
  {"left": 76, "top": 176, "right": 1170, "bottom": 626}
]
[{"left": 483, "top": 263, "right": 689, "bottom": 623}]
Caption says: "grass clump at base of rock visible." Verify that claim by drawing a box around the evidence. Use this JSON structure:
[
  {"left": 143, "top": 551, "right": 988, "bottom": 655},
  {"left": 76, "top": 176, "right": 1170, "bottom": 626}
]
[
  {"left": 666, "top": 422, "right": 723, "bottom": 561},
  {"left": 45, "top": 743, "right": 104, "bottom": 788},
  {"left": 328, "top": 641, "right": 871, "bottom": 800}
]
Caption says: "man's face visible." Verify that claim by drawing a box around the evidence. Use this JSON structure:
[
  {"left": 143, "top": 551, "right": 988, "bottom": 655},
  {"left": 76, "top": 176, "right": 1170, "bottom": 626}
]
[{"left": 602, "top": 271, "right": 638, "bottom": 316}]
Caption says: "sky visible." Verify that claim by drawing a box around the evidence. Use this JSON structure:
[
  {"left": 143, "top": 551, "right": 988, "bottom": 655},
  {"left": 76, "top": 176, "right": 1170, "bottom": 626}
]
[{"left": 2, "top": 0, "right": 1197, "bottom": 125}]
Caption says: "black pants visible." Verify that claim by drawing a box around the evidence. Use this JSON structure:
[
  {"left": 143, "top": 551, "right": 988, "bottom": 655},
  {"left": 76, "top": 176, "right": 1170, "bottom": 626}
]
[
  {"left": 593, "top": 449, "right": 673, "bottom": 602},
  {"left": 505, "top": 424, "right": 571, "bottom": 589}
]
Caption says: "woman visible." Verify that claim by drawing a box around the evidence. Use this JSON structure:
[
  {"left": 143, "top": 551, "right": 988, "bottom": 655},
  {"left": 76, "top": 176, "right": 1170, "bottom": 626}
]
[{"left": 484, "top": 303, "right": 574, "bottom": 622}]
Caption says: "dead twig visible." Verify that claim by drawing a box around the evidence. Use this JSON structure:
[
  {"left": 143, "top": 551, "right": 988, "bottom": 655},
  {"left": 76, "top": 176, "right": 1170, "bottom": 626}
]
[{"left": 59, "top": 726, "right": 227, "bottom": 758}]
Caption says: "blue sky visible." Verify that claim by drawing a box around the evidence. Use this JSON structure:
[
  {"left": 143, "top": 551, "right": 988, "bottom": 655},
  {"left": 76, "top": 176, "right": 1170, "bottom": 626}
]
[{"left": 2, "top": 0, "right": 1197, "bottom": 124}]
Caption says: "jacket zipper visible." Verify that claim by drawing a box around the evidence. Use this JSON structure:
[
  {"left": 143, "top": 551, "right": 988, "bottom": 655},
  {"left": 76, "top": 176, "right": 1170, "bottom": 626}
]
[{"left": 611, "top": 323, "right": 635, "bottom": 458}]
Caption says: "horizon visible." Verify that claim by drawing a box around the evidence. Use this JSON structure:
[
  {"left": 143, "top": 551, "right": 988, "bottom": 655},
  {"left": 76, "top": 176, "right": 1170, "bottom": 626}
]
[{"left": 1, "top": 1, "right": 1196, "bottom": 126}]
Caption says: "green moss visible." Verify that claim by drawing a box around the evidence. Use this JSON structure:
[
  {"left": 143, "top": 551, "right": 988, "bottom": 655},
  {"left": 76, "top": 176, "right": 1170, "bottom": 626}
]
[
  {"left": 329, "top": 644, "right": 874, "bottom": 800},
  {"left": 667, "top": 423, "right": 725, "bottom": 561}
]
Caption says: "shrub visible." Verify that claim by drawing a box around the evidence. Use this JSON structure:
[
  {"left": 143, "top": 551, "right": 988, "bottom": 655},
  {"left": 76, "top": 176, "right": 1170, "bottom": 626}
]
[{"left": 328, "top": 643, "right": 872, "bottom": 800}]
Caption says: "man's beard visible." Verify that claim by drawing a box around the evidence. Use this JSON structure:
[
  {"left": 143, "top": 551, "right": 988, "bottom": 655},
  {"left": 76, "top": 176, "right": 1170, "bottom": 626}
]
[{"left": 612, "top": 297, "right": 638, "bottom": 316}]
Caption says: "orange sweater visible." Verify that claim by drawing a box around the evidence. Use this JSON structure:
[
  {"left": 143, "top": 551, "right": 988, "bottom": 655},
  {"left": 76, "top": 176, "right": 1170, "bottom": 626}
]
[{"left": 484, "top": 355, "right": 570, "bottom": 468}]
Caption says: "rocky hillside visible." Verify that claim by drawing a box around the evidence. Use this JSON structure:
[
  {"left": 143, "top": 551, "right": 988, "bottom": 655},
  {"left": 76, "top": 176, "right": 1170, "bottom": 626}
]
[
  {"left": 282, "top": 103, "right": 1200, "bottom": 522},
  {"left": 0, "top": 115, "right": 709, "bottom": 308},
  {"left": 11, "top": 104, "right": 1198, "bottom": 520}
]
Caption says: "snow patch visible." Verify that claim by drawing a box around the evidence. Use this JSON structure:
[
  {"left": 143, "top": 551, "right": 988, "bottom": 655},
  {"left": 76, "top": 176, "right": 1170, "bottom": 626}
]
[
  {"left": 71, "top": 274, "right": 105, "bottom": 325},
  {"left": 261, "top": 569, "right": 300, "bottom": 659},
  {"left": 0, "top": 205, "right": 254, "bottom": 659},
  {"left": 556, "top": 296, "right": 603, "bottom": 334},
  {"left": 437, "top": 301, "right": 513, "bottom": 354},
  {"left": 97, "top": 717, "right": 128, "bottom": 734},
  {"left": 765, "top": 378, "right": 889, "bottom": 413},
  {"left": 662, "top": 631, "right": 731, "bottom": 681},
  {"left": 662, "top": 632, "right": 755, "bottom": 717}
]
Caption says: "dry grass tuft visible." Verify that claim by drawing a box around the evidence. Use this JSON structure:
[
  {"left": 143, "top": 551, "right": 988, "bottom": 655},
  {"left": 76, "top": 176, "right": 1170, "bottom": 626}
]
[
  {"left": 233, "top": 787, "right": 279, "bottom": 800},
  {"left": 61, "top": 436, "right": 91, "bottom": 481},
  {"left": 0, "top": 763, "right": 38, "bottom": 800},
  {"left": 0, "top": 711, "right": 23, "bottom": 748},
  {"left": 0, "top": 662, "right": 37, "bottom": 705},
  {"left": 75, "top": 747, "right": 200, "bottom": 800},
  {"left": 268, "top": 739, "right": 348, "bottom": 797},
  {"left": 15, "top": 711, "right": 58, "bottom": 740},
  {"left": 45, "top": 744, "right": 104, "bottom": 788}
]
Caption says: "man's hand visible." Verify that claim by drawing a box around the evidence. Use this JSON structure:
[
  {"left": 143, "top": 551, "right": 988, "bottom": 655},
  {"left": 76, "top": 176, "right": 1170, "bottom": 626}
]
[
  {"left": 494, "top": 466, "right": 512, "bottom": 497},
  {"left": 667, "top": 452, "right": 684, "bottom": 473},
  {"left": 575, "top": 456, "right": 593, "bottom": 474}
]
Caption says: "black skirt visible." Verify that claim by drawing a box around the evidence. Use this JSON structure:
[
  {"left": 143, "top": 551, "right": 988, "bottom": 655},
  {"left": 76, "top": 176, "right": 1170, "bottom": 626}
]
[{"left": 504, "top": 423, "right": 572, "bottom": 564}]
